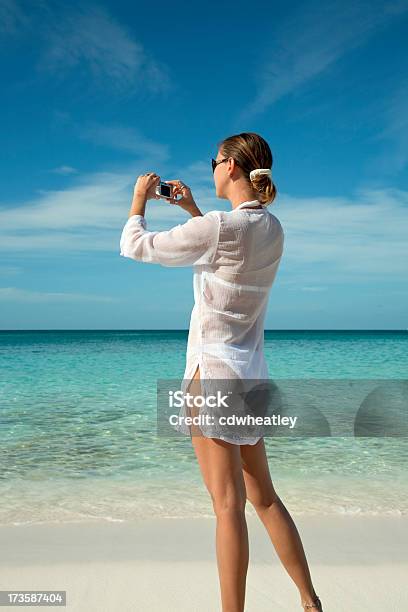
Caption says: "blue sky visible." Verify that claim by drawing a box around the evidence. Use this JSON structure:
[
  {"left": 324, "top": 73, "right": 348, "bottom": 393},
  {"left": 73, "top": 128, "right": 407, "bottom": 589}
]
[{"left": 0, "top": 0, "right": 407, "bottom": 330}]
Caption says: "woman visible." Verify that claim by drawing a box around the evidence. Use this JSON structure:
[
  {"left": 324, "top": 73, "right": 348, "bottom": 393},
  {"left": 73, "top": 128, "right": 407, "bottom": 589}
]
[{"left": 119, "top": 132, "right": 323, "bottom": 611}]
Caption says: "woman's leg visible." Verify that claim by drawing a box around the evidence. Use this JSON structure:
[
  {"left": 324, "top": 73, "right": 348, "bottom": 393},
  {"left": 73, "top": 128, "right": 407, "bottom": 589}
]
[
  {"left": 190, "top": 366, "right": 248, "bottom": 612},
  {"left": 240, "top": 438, "right": 319, "bottom": 608}
]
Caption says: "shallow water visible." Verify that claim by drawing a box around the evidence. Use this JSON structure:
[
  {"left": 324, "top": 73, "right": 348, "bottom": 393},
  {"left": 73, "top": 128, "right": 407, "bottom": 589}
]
[{"left": 0, "top": 330, "right": 407, "bottom": 525}]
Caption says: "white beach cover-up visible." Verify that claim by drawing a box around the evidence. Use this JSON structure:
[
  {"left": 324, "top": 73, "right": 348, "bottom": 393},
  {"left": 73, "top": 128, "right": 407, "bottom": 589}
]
[{"left": 120, "top": 199, "right": 284, "bottom": 445}]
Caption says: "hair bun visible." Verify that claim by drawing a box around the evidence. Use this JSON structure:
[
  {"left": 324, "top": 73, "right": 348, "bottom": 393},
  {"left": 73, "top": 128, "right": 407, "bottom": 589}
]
[{"left": 217, "top": 132, "right": 277, "bottom": 205}]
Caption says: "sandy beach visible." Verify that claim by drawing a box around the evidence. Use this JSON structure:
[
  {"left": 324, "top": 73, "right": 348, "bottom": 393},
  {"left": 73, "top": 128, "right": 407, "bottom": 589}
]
[{"left": 1, "top": 514, "right": 407, "bottom": 611}]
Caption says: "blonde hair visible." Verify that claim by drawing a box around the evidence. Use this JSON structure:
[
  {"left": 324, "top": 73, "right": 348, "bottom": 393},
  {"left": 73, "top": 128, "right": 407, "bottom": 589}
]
[{"left": 217, "top": 132, "right": 277, "bottom": 206}]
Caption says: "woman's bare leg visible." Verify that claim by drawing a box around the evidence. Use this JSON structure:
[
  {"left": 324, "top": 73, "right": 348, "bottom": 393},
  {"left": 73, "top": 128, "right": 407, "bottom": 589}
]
[
  {"left": 240, "top": 438, "right": 319, "bottom": 608},
  {"left": 190, "top": 365, "right": 248, "bottom": 612}
]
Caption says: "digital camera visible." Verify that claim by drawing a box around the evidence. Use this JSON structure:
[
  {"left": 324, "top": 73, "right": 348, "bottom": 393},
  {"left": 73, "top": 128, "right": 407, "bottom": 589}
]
[{"left": 155, "top": 181, "right": 173, "bottom": 200}]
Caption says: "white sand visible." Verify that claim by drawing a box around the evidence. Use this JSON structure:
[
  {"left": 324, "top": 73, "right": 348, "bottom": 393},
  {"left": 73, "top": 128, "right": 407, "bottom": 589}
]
[{"left": 0, "top": 515, "right": 407, "bottom": 611}]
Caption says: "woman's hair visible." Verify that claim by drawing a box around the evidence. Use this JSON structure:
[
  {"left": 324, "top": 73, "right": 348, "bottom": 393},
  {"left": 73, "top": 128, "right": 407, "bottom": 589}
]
[{"left": 217, "top": 132, "right": 277, "bottom": 206}]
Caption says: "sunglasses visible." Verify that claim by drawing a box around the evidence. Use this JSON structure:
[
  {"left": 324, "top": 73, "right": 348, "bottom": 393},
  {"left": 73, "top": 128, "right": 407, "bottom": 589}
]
[{"left": 211, "top": 157, "right": 229, "bottom": 173}]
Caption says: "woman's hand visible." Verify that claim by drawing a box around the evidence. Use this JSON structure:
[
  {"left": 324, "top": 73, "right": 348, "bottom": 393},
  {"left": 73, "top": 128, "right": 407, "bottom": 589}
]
[
  {"left": 133, "top": 173, "right": 161, "bottom": 201},
  {"left": 165, "top": 180, "right": 198, "bottom": 212}
]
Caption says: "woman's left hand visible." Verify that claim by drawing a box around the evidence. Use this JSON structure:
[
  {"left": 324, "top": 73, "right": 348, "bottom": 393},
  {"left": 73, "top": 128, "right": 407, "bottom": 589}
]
[
  {"left": 134, "top": 173, "right": 161, "bottom": 200},
  {"left": 165, "top": 179, "right": 196, "bottom": 211}
]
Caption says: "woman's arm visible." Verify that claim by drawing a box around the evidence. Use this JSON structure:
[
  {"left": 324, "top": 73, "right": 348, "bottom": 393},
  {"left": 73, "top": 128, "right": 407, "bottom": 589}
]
[
  {"left": 128, "top": 192, "right": 147, "bottom": 218},
  {"left": 119, "top": 211, "right": 220, "bottom": 268},
  {"left": 121, "top": 172, "right": 219, "bottom": 266}
]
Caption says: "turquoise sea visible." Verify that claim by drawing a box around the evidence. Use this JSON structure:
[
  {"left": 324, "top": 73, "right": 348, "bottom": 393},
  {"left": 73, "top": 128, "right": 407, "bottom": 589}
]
[{"left": 0, "top": 330, "right": 407, "bottom": 526}]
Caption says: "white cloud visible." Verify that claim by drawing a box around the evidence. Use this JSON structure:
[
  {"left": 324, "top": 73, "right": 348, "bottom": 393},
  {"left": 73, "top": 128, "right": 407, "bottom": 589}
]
[
  {"left": 78, "top": 122, "right": 170, "bottom": 159},
  {"left": 300, "top": 286, "right": 328, "bottom": 292},
  {"left": 370, "top": 80, "right": 408, "bottom": 174},
  {"left": 237, "top": 0, "right": 408, "bottom": 123},
  {"left": 37, "top": 5, "right": 173, "bottom": 96},
  {"left": 0, "top": 161, "right": 408, "bottom": 291},
  {"left": 0, "top": 157, "right": 196, "bottom": 254},
  {"left": 276, "top": 186, "right": 408, "bottom": 279},
  {"left": 0, "top": 0, "right": 29, "bottom": 35},
  {"left": 52, "top": 165, "right": 79, "bottom": 175},
  {"left": 0, "top": 287, "right": 119, "bottom": 302},
  {"left": 0, "top": 159, "right": 406, "bottom": 286},
  {"left": 0, "top": 265, "right": 23, "bottom": 276}
]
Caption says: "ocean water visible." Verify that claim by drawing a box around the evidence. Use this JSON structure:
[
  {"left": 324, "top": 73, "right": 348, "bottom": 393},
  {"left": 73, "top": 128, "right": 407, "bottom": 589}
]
[{"left": 0, "top": 330, "right": 407, "bottom": 526}]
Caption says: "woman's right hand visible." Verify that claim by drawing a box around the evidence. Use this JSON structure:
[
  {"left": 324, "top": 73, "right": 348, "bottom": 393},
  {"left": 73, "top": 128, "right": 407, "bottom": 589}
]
[{"left": 165, "top": 180, "right": 196, "bottom": 212}]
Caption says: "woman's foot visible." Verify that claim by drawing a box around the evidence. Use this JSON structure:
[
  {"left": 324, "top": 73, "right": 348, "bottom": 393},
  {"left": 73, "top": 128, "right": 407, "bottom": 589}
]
[{"left": 301, "top": 593, "right": 323, "bottom": 611}]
